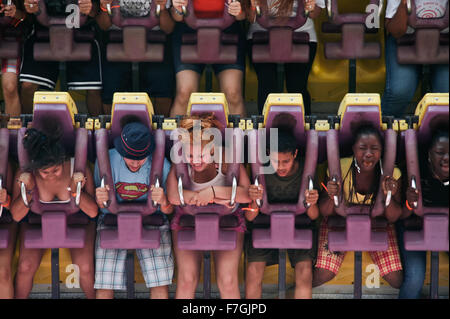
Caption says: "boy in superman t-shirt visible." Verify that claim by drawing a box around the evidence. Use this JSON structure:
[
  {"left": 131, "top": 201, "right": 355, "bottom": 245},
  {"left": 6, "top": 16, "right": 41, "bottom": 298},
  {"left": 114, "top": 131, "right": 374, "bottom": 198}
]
[{"left": 93, "top": 121, "right": 173, "bottom": 299}]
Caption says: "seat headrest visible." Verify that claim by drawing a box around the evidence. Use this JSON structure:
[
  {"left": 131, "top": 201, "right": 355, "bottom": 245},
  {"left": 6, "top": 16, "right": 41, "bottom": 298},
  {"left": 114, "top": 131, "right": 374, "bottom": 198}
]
[
  {"left": 415, "top": 93, "right": 449, "bottom": 146},
  {"left": 338, "top": 94, "right": 382, "bottom": 147},
  {"left": 32, "top": 92, "right": 78, "bottom": 149},
  {"left": 263, "top": 94, "right": 306, "bottom": 146},
  {"left": 110, "top": 93, "right": 154, "bottom": 141},
  {"left": 187, "top": 93, "right": 229, "bottom": 134}
]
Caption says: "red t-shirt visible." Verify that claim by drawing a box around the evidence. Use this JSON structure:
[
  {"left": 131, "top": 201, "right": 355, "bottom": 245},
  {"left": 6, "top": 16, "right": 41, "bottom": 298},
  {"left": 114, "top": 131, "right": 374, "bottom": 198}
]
[{"left": 194, "top": 0, "right": 225, "bottom": 18}]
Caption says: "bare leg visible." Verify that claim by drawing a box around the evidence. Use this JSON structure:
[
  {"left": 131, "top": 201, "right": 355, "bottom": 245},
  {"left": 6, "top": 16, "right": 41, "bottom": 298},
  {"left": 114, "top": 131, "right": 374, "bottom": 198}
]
[
  {"left": 102, "top": 104, "right": 112, "bottom": 116},
  {"left": 96, "top": 289, "right": 114, "bottom": 299},
  {"left": 150, "top": 285, "right": 169, "bottom": 299},
  {"left": 0, "top": 222, "right": 18, "bottom": 298},
  {"left": 172, "top": 230, "right": 202, "bottom": 299},
  {"left": 169, "top": 70, "right": 200, "bottom": 117},
  {"left": 2, "top": 73, "right": 21, "bottom": 117},
  {"left": 153, "top": 97, "right": 173, "bottom": 118},
  {"left": 312, "top": 268, "right": 336, "bottom": 288},
  {"left": 14, "top": 223, "right": 45, "bottom": 299},
  {"left": 86, "top": 90, "right": 103, "bottom": 117},
  {"left": 245, "top": 261, "right": 266, "bottom": 299},
  {"left": 217, "top": 69, "right": 246, "bottom": 117},
  {"left": 383, "top": 270, "right": 403, "bottom": 289},
  {"left": 213, "top": 232, "right": 244, "bottom": 299},
  {"left": 69, "top": 221, "right": 96, "bottom": 299},
  {"left": 294, "top": 260, "right": 313, "bottom": 299},
  {"left": 20, "top": 81, "right": 39, "bottom": 114}
]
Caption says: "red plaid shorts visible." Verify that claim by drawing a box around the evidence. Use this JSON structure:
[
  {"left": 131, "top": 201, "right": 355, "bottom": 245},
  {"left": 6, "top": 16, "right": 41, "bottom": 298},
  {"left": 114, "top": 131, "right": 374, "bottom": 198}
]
[{"left": 315, "top": 217, "right": 402, "bottom": 277}]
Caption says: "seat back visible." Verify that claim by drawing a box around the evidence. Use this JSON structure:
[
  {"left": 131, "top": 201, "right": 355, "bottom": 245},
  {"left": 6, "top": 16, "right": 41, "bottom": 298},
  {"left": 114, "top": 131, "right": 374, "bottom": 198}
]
[
  {"left": 107, "top": 0, "right": 164, "bottom": 62},
  {"left": 17, "top": 92, "right": 86, "bottom": 215},
  {"left": 252, "top": 1, "right": 310, "bottom": 63},
  {"left": 180, "top": 0, "right": 237, "bottom": 64},
  {"left": 174, "top": 93, "right": 243, "bottom": 250},
  {"left": 322, "top": 0, "right": 382, "bottom": 59},
  {"left": 0, "top": 0, "right": 20, "bottom": 59},
  {"left": 397, "top": 0, "right": 449, "bottom": 64},
  {"left": 34, "top": 0, "right": 91, "bottom": 61},
  {"left": 248, "top": 94, "right": 317, "bottom": 249},
  {"left": 326, "top": 94, "right": 393, "bottom": 251}
]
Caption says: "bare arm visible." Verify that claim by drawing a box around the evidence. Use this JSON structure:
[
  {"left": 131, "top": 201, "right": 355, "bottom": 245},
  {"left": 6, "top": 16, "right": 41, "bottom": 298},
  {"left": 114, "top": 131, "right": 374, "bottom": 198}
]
[
  {"left": 158, "top": 0, "right": 176, "bottom": 34},
  {"left": 166, "top": 165, "right": 199, "bottom": 206},
  {"left": 96, "top": 0, "right": 112, "bottom": 30},
  {"left": 10, "top": 169, "right": 32, "bottom": 222},
  {"left": 75, "top": 166, "right": 99, "bottom": 218},
  {"left": 385, "top": 0, "right": 408, "bottom": 38},
  {"left": 210, "top": 164, "right": 252, "bottom": 204}
]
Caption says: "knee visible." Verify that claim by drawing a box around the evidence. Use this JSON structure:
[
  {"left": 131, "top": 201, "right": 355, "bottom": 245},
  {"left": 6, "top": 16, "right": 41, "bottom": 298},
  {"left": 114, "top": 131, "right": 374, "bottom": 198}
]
[
  {"left": 217, "top": 273, "right": 238, "bottom": 292},
  {"left": 312, "top": 268, "right": 336, "bottom": 287},
  {"left": 17, "top": 259, "right": 38, "bottom": 277},
  {"left": 246, "top": 264, "right": 265, "bottom": 285},
  {"left": 295, "top": 262, "right": 313, "bottom": 284},
  {"left": 20, "top": 81, "right": 38, "bottom": 95},
  {"left": 223, "top": 88, "right": 243, "bottom": 106},
  {"left": 77, "top": 262, "right": 94, "bottom": 279},
  {"left": 384, "top": 271, "right": 404, "bottom": 289},
  {"left": 177, "top": 271, "right": 199, "bottom": 292},
  {"left": 175, "top": 86, "right": 194, "bottom": 104},
  {"left": 2, "top": 80, "right": 18, "bottom": 97},
  {"left": 0, "top": 266, "right": 12, "bottom": 284}
]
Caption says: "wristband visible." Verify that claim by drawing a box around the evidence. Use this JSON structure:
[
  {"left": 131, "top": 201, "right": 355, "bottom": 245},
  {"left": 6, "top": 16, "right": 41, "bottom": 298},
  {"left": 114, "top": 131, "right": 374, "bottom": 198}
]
[
  {"left": 2, "top": 195, "right": 11, "bottom": 209},
  {"left": 162, "top": 203, "right": 173, "bottom": 210},
  {"left": 173, "top": 6, "right": 184, "bottom": 16},
  {"left": 405, "top": 200, "right": 414, "bottom": 211}
]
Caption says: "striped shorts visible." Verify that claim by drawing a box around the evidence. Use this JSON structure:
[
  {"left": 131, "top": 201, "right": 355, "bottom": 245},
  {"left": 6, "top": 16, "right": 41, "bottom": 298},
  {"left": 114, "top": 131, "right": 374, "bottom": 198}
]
[
  {"left": 315, "top": 217, "right": 402, "bottom": 277},
  {"left": 94, "top": 218, "right": 174, "bottom": 290}
]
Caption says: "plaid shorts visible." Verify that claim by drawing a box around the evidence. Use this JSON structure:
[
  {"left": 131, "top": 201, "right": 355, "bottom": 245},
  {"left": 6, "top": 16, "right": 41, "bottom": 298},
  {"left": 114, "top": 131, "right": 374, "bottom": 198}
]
[
  {"left": 315, "top": 217, "right": 402, "bottom": 277},
  {"left": 94, "top": 217, "right": 174, "bottom": 290}
]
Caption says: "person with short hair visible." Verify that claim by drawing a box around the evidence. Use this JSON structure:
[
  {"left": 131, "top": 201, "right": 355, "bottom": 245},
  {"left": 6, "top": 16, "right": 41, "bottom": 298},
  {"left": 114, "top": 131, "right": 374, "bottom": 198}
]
[
  {"left": 245, "top": 128, "right": 320, "bottom": 299},
  {"left": 94, "top": 121, "right": 174, "bottom": 299}
]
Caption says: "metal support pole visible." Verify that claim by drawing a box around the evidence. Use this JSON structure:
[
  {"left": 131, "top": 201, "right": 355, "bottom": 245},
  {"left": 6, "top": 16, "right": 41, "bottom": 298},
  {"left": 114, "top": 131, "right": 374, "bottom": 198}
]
[
  {"left": 203, "top": 251, "right": 211, "bottom": 299},
  {"left": 430, "top": 251, "right": 439, "bottom": 299},
  {"left": 278, "top": 249, "right": 287, "bottom": 299},
  {"left": 132, "top": 62, "right": 140, "bottom": 92},
  {"left": 59, "top": 62, "right": 68, "bottom": 92},
  {"left": 354, "top": 251, "right": 362, "bottom": 299},
  {"left": 349, "top": 59, "right": 357, "bottom": 93},
  {"left": 205, "top": 65, "right": 213, "bottom": 93},
  {"left": 51, "top": 248, "right": 60, "bottom": 299},
  {"left": 276, "top": 63, "right": 284, "bottom": 93},
  {"left": 126, "top": 250, "right": 135, "bottom": 299}
]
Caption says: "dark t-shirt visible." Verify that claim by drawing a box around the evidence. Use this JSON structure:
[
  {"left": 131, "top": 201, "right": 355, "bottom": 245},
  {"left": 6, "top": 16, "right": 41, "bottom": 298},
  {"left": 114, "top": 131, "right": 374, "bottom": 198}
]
[
  {"left": 420, "top": 164, "right": 449, "bottom": 208},
  {"left": 265, "top": 160, "right": 304, "bottom": 204}
]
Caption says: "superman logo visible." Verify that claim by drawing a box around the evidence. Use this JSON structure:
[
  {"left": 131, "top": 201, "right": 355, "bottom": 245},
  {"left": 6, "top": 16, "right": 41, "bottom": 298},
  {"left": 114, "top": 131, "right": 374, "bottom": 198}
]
[{"left": 115, "top": 182, "right": 149, "bottom": 201}]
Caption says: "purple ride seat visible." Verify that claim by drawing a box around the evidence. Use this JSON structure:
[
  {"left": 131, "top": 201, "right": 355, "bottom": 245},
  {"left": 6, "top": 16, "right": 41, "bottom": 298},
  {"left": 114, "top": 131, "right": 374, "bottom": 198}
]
[
  {"left": 33, "top": 1, "right": 91, "bottom": 61},
  {"left": 322, "top": 0, "right": 382, "bottom": 59},
  {"left": 397, "top": 0, "right": 449, "bottom": 64},
  {"left": 403, "top": 97, "right": 449, "bottom": 251},
  {"left": 0, "top": 4, "right": 20, "bottom": 60},
  {"left": 174, "top": 99, "right": 243, "bottom": 251},
  {"left": 252, "top": 1, "right": 310, "bottom": 63},
  {"left": 95, "top": 94, "right": 165, "bottom": 249},
  {"left": 326, "top": 95, "right": 396, "bottom": 252},
  {"left": 180, "top": 0, "right": 237, "bottom": 64},
  {"left": 0, "top": 128, "right": 13, "bottom": 249},
  {"left": 248, "top": 96, "right": 317, "bottom": 249},
  {"left": 106, "top": 0, "right": 164, "bottom": 62},
  {"left": 17, "top": 95, "right": 89, "bottom": 249}
]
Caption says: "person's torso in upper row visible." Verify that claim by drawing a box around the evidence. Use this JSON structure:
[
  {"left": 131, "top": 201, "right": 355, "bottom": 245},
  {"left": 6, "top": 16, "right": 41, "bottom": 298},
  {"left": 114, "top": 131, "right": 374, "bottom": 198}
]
[
  {"left": 386, "top": 0, "right": 449, "bottom": 34},
  {"left": 247, "top": 0, "right": 326, "bottom": 42}
]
